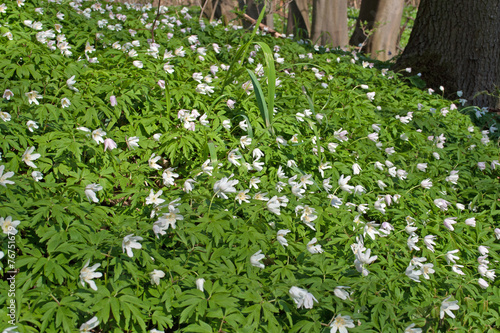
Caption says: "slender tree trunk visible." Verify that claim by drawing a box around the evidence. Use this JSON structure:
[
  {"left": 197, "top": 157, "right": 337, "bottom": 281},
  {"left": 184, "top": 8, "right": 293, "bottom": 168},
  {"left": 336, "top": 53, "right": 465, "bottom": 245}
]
[
  {"left": 311, "top": 0, "right": 348, "bottom": 47},
  {"left": 349, "top": 0, "right": 404, "bottom": 60},
  {"left": 201, "top": 0, "right": 238, "bottom": 24},
  {"left": 394, "top": 0, "right": 500, "bottom": 108},
  {"left": 266, "top": 0, "right": 275, "bottom": 30},
  {"left": 286, "top": 0, "right": 310, "bottom": 39}
]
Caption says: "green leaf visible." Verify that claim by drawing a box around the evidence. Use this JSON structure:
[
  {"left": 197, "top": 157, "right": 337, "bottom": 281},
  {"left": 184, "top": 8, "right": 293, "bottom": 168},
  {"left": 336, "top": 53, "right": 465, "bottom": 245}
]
[
  {"left": 183, "top": 321, "right": 213, "bottom": 333},
  {"left": 221, "top": 4, "right": 267, "bottom": 93},
  {"left": 247, "top": 69, "right": 273, "bottom": 135},
  {"left": 254, "top": 41, "right": 276, "bottom": 133}
]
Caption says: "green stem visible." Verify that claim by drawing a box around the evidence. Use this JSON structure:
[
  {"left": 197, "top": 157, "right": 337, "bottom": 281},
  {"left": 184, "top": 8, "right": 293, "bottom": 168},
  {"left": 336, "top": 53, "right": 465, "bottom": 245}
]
[
  {"left": 404, "top": 184, "right": 421, "bottom": 195},
  {"left": 207, "top": 191, "right": 219, "bottom": 218},
  {"left": 165, "top": 82, "right": 171, "bottom": 115},
  {"left": 349, "top": 136, "right": 369, "bottom": 145}
]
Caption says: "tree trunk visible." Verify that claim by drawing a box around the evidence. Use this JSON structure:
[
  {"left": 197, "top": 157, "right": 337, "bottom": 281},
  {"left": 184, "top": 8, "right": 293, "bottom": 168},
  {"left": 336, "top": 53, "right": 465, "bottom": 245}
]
[
  {"left": 240, "top": 0, "right": 266, "bottom": 28},
  {"left": 406, "top": 0, "right": 420, "bottom": 6},
  {"left": 349, "top": 0, "right": 404, "bottom": 60},
  {"left": 394, "top": 0, "right": 500, "bottom": 108},
  {"left": 201, "top": 0, "right": 239, "bottom": 24},
  {"left": 266, "top": 0, "right": 275, "bottom": 30},
  {"left": 311, "top": 0, "right": 348, "bottom": 47},
  {"left": 286, "top": 0, "right": 310, "bottom": 39}
]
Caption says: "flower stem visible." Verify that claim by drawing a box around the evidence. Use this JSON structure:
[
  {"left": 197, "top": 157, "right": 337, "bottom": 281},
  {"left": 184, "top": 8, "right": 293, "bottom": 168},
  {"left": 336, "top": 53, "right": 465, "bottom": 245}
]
[{"left": 207, "top": 191, "right": 219, "bottom": 218}]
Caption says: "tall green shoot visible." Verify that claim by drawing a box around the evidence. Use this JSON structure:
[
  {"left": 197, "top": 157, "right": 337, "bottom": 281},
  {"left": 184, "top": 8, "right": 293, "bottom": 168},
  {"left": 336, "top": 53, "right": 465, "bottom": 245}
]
[{"left": 220, "top": 5, "right": 267, "bottom": 94}]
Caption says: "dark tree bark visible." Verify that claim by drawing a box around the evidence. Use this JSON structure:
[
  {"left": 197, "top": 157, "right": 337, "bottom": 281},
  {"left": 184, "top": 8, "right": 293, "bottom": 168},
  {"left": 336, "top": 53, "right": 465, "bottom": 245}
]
[
  {"left": 286, "top": 0, "right": 310, "bottom": 39},
  {"left": 394, "top": 0, "right": 500, "bottom": 108},
  {"left": 311, "top": 0, "right": 348, "bottom": 47},
  {"left": 349, "top": 0, "right": 404, "bottom": 60},
  {"left": 239, "top": 0, "right": 266, "bottom": 28}
]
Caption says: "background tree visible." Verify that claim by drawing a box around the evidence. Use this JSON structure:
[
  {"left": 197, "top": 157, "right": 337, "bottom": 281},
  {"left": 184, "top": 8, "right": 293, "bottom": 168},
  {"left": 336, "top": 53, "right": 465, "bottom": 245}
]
[
  {"left": 286, "top": 0, "right": 310, "bottom": 39},
  {"left": 265, "top": 0, "right": 275, "bottom": 29},
  {"left": 349, "top": 0, "right": 404, "bottom": 61},
  {"left": 201, "top": 0, "right": 238, "bottom": 24},
  {"left": 311, "top": 0, "right": 348, "bottom": 47},
  {"left": 395, "top": 0, "right": 500, "bottom": 108},
  {"left": 239, "top": 0, "right": 266, "bottom": 28}
]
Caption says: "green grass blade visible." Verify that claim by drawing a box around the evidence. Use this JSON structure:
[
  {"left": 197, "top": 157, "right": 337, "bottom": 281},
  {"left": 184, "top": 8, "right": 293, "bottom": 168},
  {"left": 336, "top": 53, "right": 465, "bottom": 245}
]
[
  {"left": 302, "top": 86, "right": 315, "bottom": 114},
  {"left": 302, "top": 86, "right": 324, "bottom": 161},
  {"left": 220, "top": 5, "right": 267, "bottom": 94},
  {"left": 246, "top": 69, "right": 271, "bottom": 134},
  {"left": 165, "top": 82, "right": 171, "bottom": 115},
  {"left": 208, "top": 94, "right": 226, "bottom": 113},
  {"left": 249, "top": 4, "right": 267, "bottom": 36},
  {"left": 254, "top": 41, "right": 275, "bottom": 134},
  {"left": 233, "top": 114, "right": 254, "bottom": 138},
  {"left": 207, "top": 142, "right": 217, "bottom": 163}
]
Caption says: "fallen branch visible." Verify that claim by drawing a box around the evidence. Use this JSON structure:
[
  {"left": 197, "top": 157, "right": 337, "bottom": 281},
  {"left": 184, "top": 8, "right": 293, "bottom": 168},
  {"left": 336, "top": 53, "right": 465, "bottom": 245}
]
[{"left": 242, "top": 13, "right": 284, "bottom": 38}]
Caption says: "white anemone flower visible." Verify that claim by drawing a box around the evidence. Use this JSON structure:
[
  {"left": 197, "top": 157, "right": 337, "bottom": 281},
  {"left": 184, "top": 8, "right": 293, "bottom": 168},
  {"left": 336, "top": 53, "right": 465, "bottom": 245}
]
[
  {"left": 405, "top": 323, "right": 422, "bottom": 333},
  {"left": 440, "top": 297, "right": 459, "bottom": 319},
  {"left": 27, "top": 120, "right": 39, "bottom": 132},
  {"left": 122, "top": 234, "right": 143, "bottom": 258},
  {"left": 66, "top": 75, "right": 79, "bottom": 92},
  {"left": 235, "top": 189, "right": 250, "bottom": 204},
  {"left": 25, "top": 90, "right": 43, "bottom": 105},
  {"left": 213, "top": 174, "right": 239, "bottom": 199},
  {"left": 91, "top": 128, "right": 106, "bottom": 144},
  {"left": 0, "top": 111, "right": 11, "bottom": 122},
  {"left": 434, "top": 198, "right": 451, "bottom": 211},
  {"left": 338, "top": 175, "right": 354, "bottom": 193},
  {"left": 329, "top": 314, "right": 355, "bottom": 333},
  {"left": 150, "top": 269, "right": 165, "bottom": 285},
  {"left": 352, "top": 163, "right": 362, "bottom": 175},
  {"left": 354, "top": 248, "right": 377, "bottom": 276},
  {"left": 80, "top": 260, "right": 102, "bottom": 291},
  {"left": 307, "top": 238, "right": 323, "bottom": 254},
  {"left": 84, "top": 183, "right": 103, "bottom": 203},
  {"left": 148, "top": 153, "right": 162, "bottom": 170},
  {"left": 22, "top": 146, "right": 41, "bottom": 168},
  {"left": 196, "top": 278, "right": 205, "bottom": 291},
  {"left": 250, "top": 250, "right": 265, "bottom": 269},
  {"left": 126, "top": 136, "right": 139, "bottom": 149},
  {"left": 145, "top": 189, "right": 165, "bottom": 206},
  {"left": 1, "top": 216, "right": 21, "bottom": 235},
  {"left": 289, "top": 286, "right": 318, "bottom": 309},
  {"left": 61, "top": 97, "right": 71, "bottom": 108},
  {"left": 445, "top": 249, "right": 460, "bottom": 264},
  {"left": 184, "top": 179, "right": 196, "bottom": 193},
  {"left": 240, "top": 136, "right": 252, "bottom": 149},
  {"left": 0, "top": 165, "right": 15, "bottom": 187},
  {"left": 267, "top": 195, "right": 282, "bottom": 215},
  {"left": 333, "top": 286, "right": 351, "bottom": 300},
  {"left": 79, "top": 316, "right": 99, "bottom": 332},
  {"left": 228, "top": 149, "right": 242, "bottom": 166},
  {"left": 276, "top": 229, "right": 291, "bottom": 247}
]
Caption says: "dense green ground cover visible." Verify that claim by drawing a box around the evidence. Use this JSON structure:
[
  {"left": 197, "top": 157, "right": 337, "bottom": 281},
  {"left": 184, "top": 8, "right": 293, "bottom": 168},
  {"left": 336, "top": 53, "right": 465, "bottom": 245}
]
[{"left": 0, "top": 0, "right": 499, "bottom": 332}]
